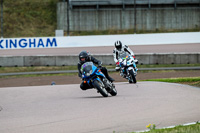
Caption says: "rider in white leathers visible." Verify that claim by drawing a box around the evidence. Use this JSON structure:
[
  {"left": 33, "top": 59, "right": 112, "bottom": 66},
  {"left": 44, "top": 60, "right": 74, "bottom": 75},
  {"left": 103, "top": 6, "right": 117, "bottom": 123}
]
[{"left": 113, "top": 40, "right": 138, "bottom": 71}]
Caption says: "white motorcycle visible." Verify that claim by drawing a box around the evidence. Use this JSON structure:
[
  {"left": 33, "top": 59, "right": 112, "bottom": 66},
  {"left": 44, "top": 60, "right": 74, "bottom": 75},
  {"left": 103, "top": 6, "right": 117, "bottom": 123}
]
[{"left": 118, "top": 53, "right": 138, "bottom": 83}]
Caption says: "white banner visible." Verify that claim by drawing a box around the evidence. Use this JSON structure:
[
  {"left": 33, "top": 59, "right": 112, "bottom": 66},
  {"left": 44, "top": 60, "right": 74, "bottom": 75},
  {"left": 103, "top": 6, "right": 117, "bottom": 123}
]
[{"left": 0, "top": 32, "right": 200, "bottom": 49}]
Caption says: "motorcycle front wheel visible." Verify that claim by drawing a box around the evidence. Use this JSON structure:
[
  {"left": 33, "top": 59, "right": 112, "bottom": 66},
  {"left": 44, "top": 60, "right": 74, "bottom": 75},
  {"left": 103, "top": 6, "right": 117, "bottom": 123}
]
[
  {"left": 93, "top": 80, "right": 108, "bottom": 97},
  {"left": 129, "top": 70, "right": 137, "bottom": 83}
]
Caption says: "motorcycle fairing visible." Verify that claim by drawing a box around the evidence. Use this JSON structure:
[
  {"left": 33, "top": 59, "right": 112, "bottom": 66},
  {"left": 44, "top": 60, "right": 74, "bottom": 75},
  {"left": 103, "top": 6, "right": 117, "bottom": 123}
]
[{"left": 81, "top": 62, "right": 105, "bottom": 86}]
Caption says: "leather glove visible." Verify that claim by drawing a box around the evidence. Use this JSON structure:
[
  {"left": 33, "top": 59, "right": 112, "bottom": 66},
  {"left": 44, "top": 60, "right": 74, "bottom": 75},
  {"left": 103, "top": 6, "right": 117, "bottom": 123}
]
[{"left": 97, "top": 65, "right": 102, "bottom": 69}]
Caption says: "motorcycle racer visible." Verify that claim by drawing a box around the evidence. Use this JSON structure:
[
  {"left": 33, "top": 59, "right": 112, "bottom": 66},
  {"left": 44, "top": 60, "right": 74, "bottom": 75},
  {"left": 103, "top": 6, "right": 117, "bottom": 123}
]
[
  {"left": 78, "top": 51, "right": 115, "bottom": 90},
  {"left": 113, "top": 40, "right": 138, "bottom": 71}
]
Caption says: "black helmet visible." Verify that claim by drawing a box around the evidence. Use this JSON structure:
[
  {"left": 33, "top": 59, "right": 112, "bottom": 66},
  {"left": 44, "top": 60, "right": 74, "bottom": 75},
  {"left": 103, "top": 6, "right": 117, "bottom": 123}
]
[
  {"left": 79, "top": 51, "right": 90, "bottom": 63},
  {"left": 114, "top": 40, "right": 122, "bottom": 50}
]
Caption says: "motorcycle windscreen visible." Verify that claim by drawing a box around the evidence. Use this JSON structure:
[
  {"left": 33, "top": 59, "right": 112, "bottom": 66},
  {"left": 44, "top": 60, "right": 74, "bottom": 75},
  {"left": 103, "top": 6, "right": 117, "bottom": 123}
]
[
  {"left": 81, "top": 62, "right": 93, "bottom": 74},
  {"left": 119, "top": 52, "right": 130, "bottom": 59}
]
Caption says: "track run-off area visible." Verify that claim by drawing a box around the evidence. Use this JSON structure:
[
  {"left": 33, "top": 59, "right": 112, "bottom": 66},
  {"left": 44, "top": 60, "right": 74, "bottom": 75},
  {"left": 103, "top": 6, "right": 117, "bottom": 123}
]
[{"left": 0, "top": 81, "right": 200, "bottom": 133}]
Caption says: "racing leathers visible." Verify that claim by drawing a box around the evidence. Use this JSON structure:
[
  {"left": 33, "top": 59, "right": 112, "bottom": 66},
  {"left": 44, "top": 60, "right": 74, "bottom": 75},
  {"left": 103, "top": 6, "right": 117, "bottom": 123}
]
[
  {"left": 78, "top": 56, "right": 114, "bottom": 90},
  {"left": 113, "top": 45, "right": 138, "bottom": 71}
]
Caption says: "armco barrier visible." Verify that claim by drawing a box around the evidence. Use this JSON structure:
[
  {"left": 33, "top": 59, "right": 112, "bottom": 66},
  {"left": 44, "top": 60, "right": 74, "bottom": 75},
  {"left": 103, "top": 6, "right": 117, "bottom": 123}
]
[{"left": 0, "top": 53, "right": 199, "bottom": 67}]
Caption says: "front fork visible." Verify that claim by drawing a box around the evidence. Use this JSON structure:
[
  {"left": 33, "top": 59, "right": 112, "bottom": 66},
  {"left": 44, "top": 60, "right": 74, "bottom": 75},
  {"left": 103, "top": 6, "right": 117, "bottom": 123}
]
[{"left": 126, "top": 67, "right": 136, "bottom": 77}]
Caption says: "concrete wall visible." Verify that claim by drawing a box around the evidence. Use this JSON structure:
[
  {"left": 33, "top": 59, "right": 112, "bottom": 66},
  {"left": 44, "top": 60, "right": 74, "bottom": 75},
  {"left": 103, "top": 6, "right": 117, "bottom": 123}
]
[
  {"left": 1, "top": 53, "right": 199, "bottom": 67},
  {"left": 57, "top": 2, "right": 200, "bottom": 32},
  {"left": 136, "top": 9, "right": 200, "bottom": 31},
  {"left": 69, "top": 0, "right": 200, "bottom": 5}
]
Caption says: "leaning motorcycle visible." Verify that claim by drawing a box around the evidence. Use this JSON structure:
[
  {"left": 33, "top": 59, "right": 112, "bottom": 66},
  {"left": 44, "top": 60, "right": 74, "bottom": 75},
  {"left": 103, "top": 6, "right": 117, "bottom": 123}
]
[
  {"left": 81, "top": 62, "right": 117, "bottom": 97},
  {"left": 117, "top": 53, "right": 138, "bottom": 83}
]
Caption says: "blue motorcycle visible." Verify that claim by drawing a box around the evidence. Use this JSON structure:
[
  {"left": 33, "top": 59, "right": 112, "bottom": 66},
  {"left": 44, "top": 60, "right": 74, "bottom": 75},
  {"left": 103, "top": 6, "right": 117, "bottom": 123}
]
[{"left": 81, "top": 62, "right": 117, "bottom": 97}]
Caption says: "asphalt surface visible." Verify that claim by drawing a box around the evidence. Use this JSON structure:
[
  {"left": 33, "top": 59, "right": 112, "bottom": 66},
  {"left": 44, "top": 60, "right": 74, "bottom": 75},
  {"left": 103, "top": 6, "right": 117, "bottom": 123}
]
[
  {"left": 1, "top": 43, "right": 200, "bottom": 56},
  {"left": 0, "top": 82, "right": 200, "bottom": 133}
]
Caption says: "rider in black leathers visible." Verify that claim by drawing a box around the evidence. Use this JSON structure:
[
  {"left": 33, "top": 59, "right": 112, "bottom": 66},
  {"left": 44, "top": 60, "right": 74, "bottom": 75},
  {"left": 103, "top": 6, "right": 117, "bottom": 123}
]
[{"left": 78, "top": 51, "right": 114, "bottom": 90}]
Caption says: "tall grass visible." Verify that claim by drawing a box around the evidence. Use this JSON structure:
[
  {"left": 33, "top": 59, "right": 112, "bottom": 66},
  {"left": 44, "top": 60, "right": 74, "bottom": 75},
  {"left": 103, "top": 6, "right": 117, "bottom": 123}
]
[{"left": 3, "top": 0, "right": 59, "bottom": 38}]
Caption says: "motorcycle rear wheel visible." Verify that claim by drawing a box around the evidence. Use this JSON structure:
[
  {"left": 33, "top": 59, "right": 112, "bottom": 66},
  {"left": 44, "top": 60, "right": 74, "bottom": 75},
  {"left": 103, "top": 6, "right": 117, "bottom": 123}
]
[
  {"left": 93, "top": 80, "right": 108, "bottom": 97},
  {"left": 109, "top": 85, "right": 117, "bottom": 96}
]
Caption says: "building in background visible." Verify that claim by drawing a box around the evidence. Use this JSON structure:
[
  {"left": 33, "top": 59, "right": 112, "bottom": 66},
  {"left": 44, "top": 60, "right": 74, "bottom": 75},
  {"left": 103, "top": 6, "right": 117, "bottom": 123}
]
[{"left": 57, "top": 0, "right": 200, "bottom": 34}]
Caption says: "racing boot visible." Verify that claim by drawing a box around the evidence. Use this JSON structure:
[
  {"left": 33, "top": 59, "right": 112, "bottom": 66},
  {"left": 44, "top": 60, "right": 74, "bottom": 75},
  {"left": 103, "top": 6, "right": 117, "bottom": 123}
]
[
  {"left": 101, "top": 67, "right": 115, "bottom": 83},
  {"left": 107, "top": 76, "right": 115, "bottom": 83}
]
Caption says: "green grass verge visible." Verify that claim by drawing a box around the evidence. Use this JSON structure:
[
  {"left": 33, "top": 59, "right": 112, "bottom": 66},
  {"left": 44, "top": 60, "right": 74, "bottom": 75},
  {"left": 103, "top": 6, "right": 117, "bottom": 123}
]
[
  {"left": 0, "top": 73, "right": 77, "bottom": 79},
  {"left": 143, "top": 77, "right": 200, "bottom": 88},
  {"left": 128, "top": 122, "right": 200, "bottom": 133},
  {"left": 0, "top": 66, "right": 78, "bottom": 73},
  {"left": 0, "top": 64, "right": 199, "bottom": 73},
  {"left": 137, "top": 64, "right": 200, "bottom": 68}
]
